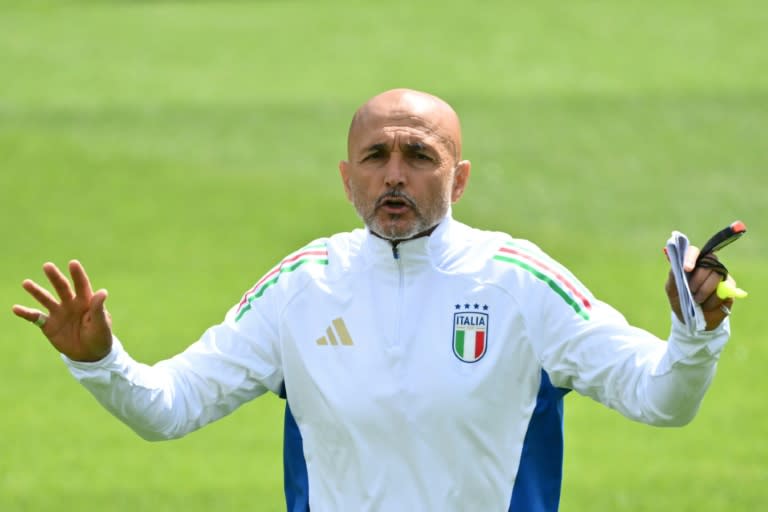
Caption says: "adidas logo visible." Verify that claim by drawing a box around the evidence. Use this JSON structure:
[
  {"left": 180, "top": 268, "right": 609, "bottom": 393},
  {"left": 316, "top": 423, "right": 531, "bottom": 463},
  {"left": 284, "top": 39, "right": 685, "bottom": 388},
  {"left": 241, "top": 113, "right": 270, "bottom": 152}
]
[{"left": 316, "top": 317, "right": 354, "bottom": 346}]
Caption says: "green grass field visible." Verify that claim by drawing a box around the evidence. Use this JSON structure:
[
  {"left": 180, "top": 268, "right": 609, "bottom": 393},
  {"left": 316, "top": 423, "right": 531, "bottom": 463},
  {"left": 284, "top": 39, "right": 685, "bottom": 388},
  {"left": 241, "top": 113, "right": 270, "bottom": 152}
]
[{"left": 1, "top": 1, "right": 766, "bottom": 510}]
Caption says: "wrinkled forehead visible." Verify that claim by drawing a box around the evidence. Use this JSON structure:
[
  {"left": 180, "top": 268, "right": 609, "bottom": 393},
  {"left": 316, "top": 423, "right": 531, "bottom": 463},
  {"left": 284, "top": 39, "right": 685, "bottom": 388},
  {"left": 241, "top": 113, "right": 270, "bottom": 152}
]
[{"left": 347, "top": 95, "right": 461, "bottom": 157}]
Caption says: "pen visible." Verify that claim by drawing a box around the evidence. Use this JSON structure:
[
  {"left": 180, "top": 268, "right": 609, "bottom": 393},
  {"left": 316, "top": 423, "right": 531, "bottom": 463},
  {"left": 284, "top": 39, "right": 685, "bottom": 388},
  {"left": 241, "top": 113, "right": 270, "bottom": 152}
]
[{"left": 696, "top": 221, "right": 748, "bottom": 300}]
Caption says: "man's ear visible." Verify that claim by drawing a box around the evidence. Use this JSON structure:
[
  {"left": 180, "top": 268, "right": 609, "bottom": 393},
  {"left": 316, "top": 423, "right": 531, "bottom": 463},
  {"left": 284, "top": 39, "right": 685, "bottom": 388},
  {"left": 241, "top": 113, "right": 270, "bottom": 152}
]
[
  {"left": 339, "top": 160, "right": 353, "bottom": 201},
  {"left": 451, "top": 160, "right": 471, "bottom": 203}
]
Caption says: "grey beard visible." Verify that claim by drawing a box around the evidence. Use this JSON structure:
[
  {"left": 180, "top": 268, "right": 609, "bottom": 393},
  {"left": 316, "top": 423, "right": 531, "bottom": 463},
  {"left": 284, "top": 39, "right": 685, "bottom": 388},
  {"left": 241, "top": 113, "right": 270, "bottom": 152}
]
[
  {"left": 367, "top": 214, "right": 431, "bottom": 241},
  {"left": 350, "top": 188, "right": 450, "bottom": 241},
  {"left": 362, "top": 203, "right": 448, "bottom": 241}
]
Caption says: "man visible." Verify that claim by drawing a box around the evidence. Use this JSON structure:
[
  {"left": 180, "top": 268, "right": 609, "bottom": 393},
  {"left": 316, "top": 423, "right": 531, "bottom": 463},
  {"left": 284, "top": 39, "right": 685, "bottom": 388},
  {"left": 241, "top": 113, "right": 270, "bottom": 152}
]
[{"left": 13, "top": 89, "right": 734, "bottom": 511}]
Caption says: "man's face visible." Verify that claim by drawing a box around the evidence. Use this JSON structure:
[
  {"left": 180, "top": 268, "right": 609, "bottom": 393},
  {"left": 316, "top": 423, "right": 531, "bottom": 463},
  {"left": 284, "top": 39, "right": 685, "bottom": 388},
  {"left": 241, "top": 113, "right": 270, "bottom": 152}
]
[{"left": 339, "top": 96, "right": 470, "bottom": 241}]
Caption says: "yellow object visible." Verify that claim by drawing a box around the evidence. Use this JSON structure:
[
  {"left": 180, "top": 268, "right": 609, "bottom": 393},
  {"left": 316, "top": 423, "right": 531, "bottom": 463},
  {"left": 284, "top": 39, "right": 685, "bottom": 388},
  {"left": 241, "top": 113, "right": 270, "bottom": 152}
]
[{"left": 716, "top": 279, "right": 748, "bottom": 299}]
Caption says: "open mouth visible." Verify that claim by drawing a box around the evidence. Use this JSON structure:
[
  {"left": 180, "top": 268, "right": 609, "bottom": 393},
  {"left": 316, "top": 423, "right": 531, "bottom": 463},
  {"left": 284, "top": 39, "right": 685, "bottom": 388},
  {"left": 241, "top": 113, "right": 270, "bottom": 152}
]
[{"left": 378, "top": 196, "right": 412, "bottom": 213}]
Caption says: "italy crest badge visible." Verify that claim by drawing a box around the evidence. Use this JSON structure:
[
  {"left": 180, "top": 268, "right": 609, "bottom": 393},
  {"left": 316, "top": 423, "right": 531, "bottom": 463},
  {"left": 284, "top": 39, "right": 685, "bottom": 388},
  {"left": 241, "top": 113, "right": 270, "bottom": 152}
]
[{"left": 453, "top": 304, "right": 488, "bottom": 363}]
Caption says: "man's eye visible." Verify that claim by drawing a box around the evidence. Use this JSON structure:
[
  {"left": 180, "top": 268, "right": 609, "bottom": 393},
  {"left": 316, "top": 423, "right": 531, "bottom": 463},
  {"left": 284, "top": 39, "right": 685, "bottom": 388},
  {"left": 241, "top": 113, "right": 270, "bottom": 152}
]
[
  {"left": 364, "top": 152, "right": 384, "bottom": 161},
  {"left": 410, "top": 152, "right": 434, "bottom": 163}
]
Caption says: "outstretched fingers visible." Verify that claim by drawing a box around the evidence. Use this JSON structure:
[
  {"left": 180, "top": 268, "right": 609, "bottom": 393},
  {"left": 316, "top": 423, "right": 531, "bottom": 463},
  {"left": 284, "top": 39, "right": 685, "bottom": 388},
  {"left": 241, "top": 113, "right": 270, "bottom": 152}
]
[
  {"left": 11, "top": 304, "right": 48, "bottom": 325},
  {"left": 21, "top": 278, "right": 60, "bottom": 312},
  {"left": 69, "top": 260, "right": 94, "bottom": 302},
  {"left": 43, "top": 262, "right": 75, "bottom": 303},
  {"left": 14, "top": 261, "right": 96, "bottom": 329}
]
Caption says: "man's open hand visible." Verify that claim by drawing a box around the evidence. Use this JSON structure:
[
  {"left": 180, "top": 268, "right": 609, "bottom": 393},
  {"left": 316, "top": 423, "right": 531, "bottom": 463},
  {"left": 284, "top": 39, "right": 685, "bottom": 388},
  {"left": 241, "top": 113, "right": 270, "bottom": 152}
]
[{"left": 12, "top": 260, "right": 112, "bottom": 362}]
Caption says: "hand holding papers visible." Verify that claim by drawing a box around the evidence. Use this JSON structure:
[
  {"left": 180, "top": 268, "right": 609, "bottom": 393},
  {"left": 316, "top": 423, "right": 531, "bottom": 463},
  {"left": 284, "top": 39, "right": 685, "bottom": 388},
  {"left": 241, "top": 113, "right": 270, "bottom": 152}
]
[{"left": 665, "top": 221, "right": 747, "bottom": 334}]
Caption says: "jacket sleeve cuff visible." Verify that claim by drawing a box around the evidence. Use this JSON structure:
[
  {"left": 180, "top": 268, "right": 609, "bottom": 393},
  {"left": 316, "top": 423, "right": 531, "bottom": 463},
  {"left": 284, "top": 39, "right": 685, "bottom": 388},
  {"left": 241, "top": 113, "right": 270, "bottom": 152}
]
[
  {"left": 667, "top": 312, "right": 730, "bottom": 364},
  {"left": 61, "top": 336, "right": 125, "bottom": 382}
]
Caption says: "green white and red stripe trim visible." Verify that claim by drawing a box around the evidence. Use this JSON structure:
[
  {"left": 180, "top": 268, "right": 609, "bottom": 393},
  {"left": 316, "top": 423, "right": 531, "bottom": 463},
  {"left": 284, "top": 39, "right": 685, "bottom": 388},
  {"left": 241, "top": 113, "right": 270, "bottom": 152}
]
[
  {"left": 235, "top": 242, "right": 328, "bottom": 322},
  {"left": 493, "top": 240, "right": 592, "bottom": 320}
]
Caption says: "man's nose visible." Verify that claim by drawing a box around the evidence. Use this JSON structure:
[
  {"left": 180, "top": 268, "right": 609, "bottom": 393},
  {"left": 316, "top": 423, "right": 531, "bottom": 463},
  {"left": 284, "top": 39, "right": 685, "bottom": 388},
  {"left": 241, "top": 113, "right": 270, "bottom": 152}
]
[{"left": 384, "top": 154, "right": 407, "bottom": 188}]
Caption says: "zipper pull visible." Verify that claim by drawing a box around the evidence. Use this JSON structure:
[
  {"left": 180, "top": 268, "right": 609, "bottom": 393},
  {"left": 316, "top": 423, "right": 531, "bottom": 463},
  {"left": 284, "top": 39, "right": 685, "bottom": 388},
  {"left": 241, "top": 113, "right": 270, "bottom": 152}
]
[{"left": 391, "top": 242, "right": 400, "bottom": 259}]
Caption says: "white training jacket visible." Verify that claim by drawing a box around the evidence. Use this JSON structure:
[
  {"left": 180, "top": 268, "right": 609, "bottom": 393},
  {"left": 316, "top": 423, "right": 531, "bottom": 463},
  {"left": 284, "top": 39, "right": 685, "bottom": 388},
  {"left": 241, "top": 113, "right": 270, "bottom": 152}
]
[{"left": 64, "top": 216, "right": 729, "bottom": 512}]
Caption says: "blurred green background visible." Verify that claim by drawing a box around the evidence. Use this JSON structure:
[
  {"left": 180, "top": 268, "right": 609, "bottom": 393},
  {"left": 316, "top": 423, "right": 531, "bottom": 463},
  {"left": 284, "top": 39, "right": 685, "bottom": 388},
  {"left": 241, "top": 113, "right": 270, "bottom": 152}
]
[{"left": 1, "top": 1, "right": 765, "bottom": 510}]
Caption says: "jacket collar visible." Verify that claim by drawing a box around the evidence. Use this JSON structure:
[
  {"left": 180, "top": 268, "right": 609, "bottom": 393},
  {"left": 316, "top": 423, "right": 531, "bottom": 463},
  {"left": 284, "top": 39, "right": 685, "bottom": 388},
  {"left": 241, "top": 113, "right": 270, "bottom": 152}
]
[{"left": 361, "top": 210, "right": 457, "bottom": 268}]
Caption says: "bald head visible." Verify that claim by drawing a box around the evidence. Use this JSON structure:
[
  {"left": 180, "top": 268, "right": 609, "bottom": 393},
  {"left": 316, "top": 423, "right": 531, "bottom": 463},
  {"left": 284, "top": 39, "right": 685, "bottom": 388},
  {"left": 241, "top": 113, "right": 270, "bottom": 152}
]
[{"left": 347, "top": 89, "right": 463, "bottom": 160}]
